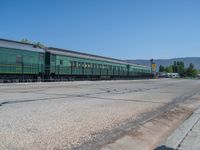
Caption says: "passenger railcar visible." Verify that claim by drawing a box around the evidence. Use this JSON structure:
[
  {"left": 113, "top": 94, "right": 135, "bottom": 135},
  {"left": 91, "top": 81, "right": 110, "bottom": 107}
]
[
  {"left": 0, "top": 38, "right": 152, "bottom": 82},
  {"left": 45, "top": 47, "right": 151, "bottom": 80},
  {"left": 0, "top": 39, "right": 45, "bottom": 81}
]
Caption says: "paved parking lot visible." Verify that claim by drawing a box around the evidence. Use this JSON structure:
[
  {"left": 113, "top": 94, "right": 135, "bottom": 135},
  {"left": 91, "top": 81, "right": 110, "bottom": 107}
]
[{"left": 0, "top": 79, "right": 200, "bottom": 149}]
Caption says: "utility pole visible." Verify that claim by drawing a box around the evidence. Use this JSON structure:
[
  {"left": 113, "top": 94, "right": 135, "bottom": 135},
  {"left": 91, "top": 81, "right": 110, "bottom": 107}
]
[{"left": 150, "top": 58, "right": 156, "bottom": 78}]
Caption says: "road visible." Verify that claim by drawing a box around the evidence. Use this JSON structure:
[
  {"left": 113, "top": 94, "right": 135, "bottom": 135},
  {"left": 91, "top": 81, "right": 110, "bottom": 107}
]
[{"left": 0, "top": 79, "right": 200, "bottom": 150}]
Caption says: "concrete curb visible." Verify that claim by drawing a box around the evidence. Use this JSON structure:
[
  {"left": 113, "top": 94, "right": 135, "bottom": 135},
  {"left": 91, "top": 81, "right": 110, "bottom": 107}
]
[{"left": 164, "top": 107, "right": 200, "bottom": 149}]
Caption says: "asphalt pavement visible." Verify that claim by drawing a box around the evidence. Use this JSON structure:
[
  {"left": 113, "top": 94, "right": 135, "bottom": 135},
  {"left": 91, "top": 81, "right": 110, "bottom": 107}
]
[{"left": 0, "top": 79, "right": 200, "bottom": 150}]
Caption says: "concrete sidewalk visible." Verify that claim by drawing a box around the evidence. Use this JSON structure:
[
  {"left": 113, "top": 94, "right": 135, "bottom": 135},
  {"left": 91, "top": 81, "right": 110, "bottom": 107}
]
[{"left": 158, "top": 107, "right": 200, "bottom": 150}]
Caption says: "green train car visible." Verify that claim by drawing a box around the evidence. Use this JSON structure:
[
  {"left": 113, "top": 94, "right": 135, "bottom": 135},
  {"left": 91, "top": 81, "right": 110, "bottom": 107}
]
[
  {"left": 0, "top": 39, "right": 45, "bottom": 81},
  {"left": 0, "top": 38, "right": 152, "bottom": 82},
  {"left": 45, "top": 47, "right": 151, "bottom": 79}
]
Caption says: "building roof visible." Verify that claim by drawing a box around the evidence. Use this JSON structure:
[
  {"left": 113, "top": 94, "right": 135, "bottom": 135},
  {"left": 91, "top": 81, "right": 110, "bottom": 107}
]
[{"left": 0, "top": 38, "right": 45, "bottom": 53}]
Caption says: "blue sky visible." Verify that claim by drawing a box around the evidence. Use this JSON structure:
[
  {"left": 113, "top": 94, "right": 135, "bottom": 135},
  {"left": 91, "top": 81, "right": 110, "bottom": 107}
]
[{"left": 0, "top": 0, "right": 200, "bottom": 59}]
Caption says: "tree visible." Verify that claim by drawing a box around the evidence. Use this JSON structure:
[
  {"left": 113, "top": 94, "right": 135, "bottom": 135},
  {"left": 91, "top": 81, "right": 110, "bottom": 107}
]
[
  {"left": 172, "top": 61, "right": 178, "bottom": 73},
  {"left": 186, "top": 63, "right": 197, "bottom": 77},
  {"left": 159, "top": 65, "right": 165, "bottom": 72},
  {"left": 21, "top": 39, "right": 31, "bottom": 44},
  {"left": 178, "top": 61, "right": 185, "bottom": 74},
  {"left": 177, "top": 61, "right": 185, "bottom": 76},
  {"left": 34, "top": 42, "right": 45, "bottom": 48},
  {"left": 21, "top": 39, "right": 45, "bottom": 48},
  {"left": 161, "top": 61, "right": 197, "bottom": 78},
  {"left": 172, "top": 61, "right": 184, "bottom": 73},
  {"left": 170, "top": 61, "right": 186, "bottom": 77},
  {"left": 165, "top": 66, "right": 173, "bottom": 73}
]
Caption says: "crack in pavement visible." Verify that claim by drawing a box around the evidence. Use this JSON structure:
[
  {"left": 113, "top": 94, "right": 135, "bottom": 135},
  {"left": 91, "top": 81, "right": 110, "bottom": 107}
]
[
  {"left": 0, "top": 86, "right": 170, "bottom": 107},
  {"left": 78, "top": 95, "right": 167, "bottom": 104},
  {"left": 0, "top": 95, "right": 166, "bottom": 107}
]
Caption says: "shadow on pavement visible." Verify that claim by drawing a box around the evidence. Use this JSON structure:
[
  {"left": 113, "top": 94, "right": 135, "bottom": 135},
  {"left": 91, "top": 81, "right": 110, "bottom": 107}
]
[{"left": 154, "top": 145, "right": 174, "bottom": 150}]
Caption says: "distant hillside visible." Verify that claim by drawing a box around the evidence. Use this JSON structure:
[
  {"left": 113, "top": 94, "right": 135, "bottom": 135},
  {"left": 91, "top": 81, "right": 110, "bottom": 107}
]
[{"left": 126, "top": 57, "right": 200, "bottom": 70}]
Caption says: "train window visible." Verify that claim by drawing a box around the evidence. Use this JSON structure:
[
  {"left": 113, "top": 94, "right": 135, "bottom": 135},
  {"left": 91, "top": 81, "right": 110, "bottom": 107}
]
[
  {"left": 78, "top": 62, "right": 82, "bottom": 67},
  {"left": 16, "top": 56, "right": 22, "bottom": 65},
  {"left": 60, "top": 60, "right": 63, "bottom": 65},
  {"left": 74, "top": 61, "right": 77, "bottom": 67},
  {"left": 70, "top": 61, "right": 73, "bottom": 67},
  {"left": 94, "top": 64, "right": 97, "bottom": 68},
  {"left": 81, "top": 62, "right": 84, "bottom": 67},
  {"left": 38, "top": 53, "right": 44, "bottom": 61}
]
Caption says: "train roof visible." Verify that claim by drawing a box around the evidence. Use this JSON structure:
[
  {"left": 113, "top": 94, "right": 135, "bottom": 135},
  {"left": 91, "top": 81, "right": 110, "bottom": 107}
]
[
  {"left": 47, "top": 47, "right": 150, "bottom": 68},
  {"left": 0, "top": 38, "right": 45, "bottom": 53}
]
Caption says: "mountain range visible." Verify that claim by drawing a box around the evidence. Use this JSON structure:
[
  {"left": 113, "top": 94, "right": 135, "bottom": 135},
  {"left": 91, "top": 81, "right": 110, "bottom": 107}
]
[{"left": 126, "top": 57, "right": 200, "bottom": 70}]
